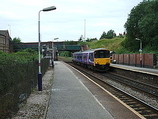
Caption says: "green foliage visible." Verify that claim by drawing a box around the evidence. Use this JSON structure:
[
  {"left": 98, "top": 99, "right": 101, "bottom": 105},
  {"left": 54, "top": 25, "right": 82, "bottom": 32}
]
[
  {"left": 0, "top": 54, "right": 49, "bottom": 118},
  {"left": 0, "top": 49, "right": 38, "bottom": 65},
  {"left": 78, "top": 35, "right": 83, "bottom": 42},
  {"left": 63, "top": 40, "right": 78, "bottom": 45},
  {"left": 76, "top": 36, "right": 158, "bottom": 54},
  {"left": 100, "top": 31, "right": 106, "bottom": 39},
  {"left": 20, "top": 48, "right": 37, "bottom": 54},
  {"left": 79, "top": 37, "right": 124, "bottom": 52},
  {"left": 12, "top": 37, "right": 22, "bottom": 44},
  {"left": 86, "top": 38, "right": 98, "bottom": 42},
  {"left": 59, "top": 51, "right": 71, "bottom": 57},
  {"left": 124, "top": 0, "right": 158, "bottom": 52},
  {"left": 0, "top": 49, "right": 38, "bottom": 98},
  {"left": 0, "top": 51, "right": 4, "bottom": 54},
  {"left": 12, "top": 37, "right": 22, "bottom": 52},
  {"left": 114, "top": 46, "right": 132, "bottom": 54},
  {"left": 100, "top": 30, "right": 116, "bottom": 39},
  {"left": 106, "top": 30, "right": 116, "bottom": 39},
  {"left": 77, "top": 41, "right": 89, "bottom": 46}
]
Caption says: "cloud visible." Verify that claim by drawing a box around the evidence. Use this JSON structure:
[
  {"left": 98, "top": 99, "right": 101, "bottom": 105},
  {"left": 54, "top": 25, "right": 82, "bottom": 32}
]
[{"left": 0, "top": 0, "right": 143, "bottom": 42}]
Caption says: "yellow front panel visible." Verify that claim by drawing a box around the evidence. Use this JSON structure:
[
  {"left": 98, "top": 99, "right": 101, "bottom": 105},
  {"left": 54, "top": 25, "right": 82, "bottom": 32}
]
[{"left": 94, "top": 58, "right": 110, "bottom": 66}]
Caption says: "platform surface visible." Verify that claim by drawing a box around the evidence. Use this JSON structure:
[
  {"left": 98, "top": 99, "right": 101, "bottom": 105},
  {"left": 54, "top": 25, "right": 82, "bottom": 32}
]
[
  {"left": 110, "top": 63, "right": 158, "bottom": 75},
  {"left": 46, "top": 61, "right": 114, "bottom": 119}
]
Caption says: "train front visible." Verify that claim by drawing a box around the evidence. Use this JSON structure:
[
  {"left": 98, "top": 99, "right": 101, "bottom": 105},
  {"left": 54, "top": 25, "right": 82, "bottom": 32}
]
[{"left": 93, "top": 49, "right": 110, "bottom": 71}]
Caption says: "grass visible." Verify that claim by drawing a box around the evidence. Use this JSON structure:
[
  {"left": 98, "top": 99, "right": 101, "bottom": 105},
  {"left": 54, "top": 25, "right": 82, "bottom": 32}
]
[{"left": 87, "top": 37, "right": 125, "bottom": 52}]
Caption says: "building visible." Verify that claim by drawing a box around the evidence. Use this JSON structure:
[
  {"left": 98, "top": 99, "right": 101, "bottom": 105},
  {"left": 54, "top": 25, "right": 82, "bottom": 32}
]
[{"left": 0, "top": 30, "right": 12, "bottom": 53}]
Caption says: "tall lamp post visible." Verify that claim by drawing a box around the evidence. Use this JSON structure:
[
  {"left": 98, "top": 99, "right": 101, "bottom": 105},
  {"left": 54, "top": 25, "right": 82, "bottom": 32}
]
[
  {"left": 136, "top": 38, "right": 143, "bottom": 67},
  {"left": 51, "top": 38, "right": 58, "bottom": 67},
  {"left": 52, "top": 38, "right": 59, "bottom": 59},
  {"left": 38, "top": 6, "right": 56, "bottom": 91}
]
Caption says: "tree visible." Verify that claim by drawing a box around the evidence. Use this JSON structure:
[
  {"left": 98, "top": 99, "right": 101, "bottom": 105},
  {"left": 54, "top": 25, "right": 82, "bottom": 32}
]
[
  {"left": 86, "top": 38, "right": 98, "bottom": 42},
  {"left": 64, "top": 41, "right": 78, "bottom": 45},
  {"left": 12, "top": 37, "right": 22, "bottom": 44},
  {"left": 106, "top": 30, "right": 115, "bottom": 39},
  {"left": 12, "top": 37, "right": 22, "bottom": 52},
  {"left": 100, "top": 31, "right": 107, "bottom": 40},
  {"left": 123, "top": 0, "right": 158, "bottom": 51},
  {"left": 78, "top": 35, "right": 83, "bottom": 42},
  {"left": 100, "top": 30, "right": 116, "bottom": 40}
]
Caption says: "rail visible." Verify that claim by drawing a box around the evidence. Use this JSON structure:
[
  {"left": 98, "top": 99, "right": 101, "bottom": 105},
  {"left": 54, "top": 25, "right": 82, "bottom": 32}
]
[{"left": 66, "top": 62, "right": 158, "bottom": 119}]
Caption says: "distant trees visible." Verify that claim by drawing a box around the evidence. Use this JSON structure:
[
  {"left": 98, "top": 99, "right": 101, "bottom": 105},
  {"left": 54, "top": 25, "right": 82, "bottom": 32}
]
[
  {"left": 12, "top": 37, "right": 22, "bottom": 52},
  {"left": 64, "top": 40, "right": 78, "bottom": 45},
  {"left": 86, "top": 38, "right": 98, "bottom": 42},
  {"left": 100, "top": 30, "right": 116, "bottom": 39},
  {"left": 78, "top": 29, "right": 116, "bottom": 42},
  {"left": 78, "top": 35, "right": 83, "bottom": 42},
  {"left": 123, "top": 0, "right": 158, "bottom": 52},
  {"left": 78, "top": 34, "right": 98, "bottom": 42},
  {"left": 12, "top": 37, "right": 22, "bottom": 44}
]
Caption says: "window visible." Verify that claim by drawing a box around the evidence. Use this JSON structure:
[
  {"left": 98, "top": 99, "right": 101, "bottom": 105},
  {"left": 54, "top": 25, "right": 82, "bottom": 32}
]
[
  {"left": 94, "top": 50, "right": 110, "bottom": 58},
  {"left": 89, "top": 53, "right": 94, "bottom": 61}
]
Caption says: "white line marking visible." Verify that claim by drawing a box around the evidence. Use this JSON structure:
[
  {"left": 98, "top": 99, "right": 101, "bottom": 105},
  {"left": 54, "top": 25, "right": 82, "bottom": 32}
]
[
  {"left": 79, "top": 80, "right": 106, "bottom": 110},
  {"left": 68, "top": 64, "right": 146, "bottom": 119}
]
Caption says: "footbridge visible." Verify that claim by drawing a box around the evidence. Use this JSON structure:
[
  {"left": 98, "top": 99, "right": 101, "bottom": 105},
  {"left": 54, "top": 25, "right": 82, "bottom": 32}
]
[
  {"left": 57, "top": 45, "right": 81, "bottom": 52},
  {"left": 14, "top": 42, "right": 81, "bottom": 52}
]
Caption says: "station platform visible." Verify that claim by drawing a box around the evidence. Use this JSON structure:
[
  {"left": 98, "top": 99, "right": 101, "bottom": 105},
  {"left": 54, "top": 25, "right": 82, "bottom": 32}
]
[
  {"left": 110, "top": 63, "right": 158, "bottom": 76},
  {"left": 46, "top": 61, "right": 114, "bottom": 119}
]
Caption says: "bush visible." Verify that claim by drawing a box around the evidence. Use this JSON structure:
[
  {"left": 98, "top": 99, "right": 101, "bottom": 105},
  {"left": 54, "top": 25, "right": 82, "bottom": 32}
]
[
  {"left": 0, "top": 49, "right": 50, "bottom": 118},
  {"left": 115, "top": 46, "right": 132, "bottom": 54}
]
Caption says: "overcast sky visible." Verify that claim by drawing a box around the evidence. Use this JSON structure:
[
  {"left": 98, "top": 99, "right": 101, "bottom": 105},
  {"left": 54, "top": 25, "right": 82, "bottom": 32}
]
[{"left": 0, "top": 0, "right": 142, "bottom": 42}]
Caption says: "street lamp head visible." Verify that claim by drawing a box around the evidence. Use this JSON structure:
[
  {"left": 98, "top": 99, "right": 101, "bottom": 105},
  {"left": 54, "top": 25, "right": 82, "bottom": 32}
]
[
  {"left": 54, "top": 38, "right": 59, "bottom": 40},
  {"left": 42, "top": 6, "right": 56, "bottom": 12},
  {"left": 135, "top": 38, "right": 140, "bottom": 41}
]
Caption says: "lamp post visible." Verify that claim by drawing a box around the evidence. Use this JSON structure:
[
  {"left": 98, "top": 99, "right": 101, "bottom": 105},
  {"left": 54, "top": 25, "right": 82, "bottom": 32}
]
[
  {"left": 136, "top": 38, "right": 143, "bottom": 67},
  {"left": 38, "top": 6, "right": 56, "bottom": 91},
  {"left": 8, "top": 25, "right": 11, "bottom": 37},
  {"left": 52, "top": 38, "right": 58, "bottom": 62}
]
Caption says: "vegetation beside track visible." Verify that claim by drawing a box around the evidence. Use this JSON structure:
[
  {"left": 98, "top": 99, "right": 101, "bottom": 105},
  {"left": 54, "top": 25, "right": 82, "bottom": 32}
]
[{"left": 0, "top": 49, "right": 50, "bottom": 118}]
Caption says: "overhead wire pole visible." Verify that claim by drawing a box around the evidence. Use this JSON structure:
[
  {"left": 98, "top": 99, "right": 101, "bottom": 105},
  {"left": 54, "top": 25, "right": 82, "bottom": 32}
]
[{"left": 38, "top": 6, "right": 56, "bottom": 91}]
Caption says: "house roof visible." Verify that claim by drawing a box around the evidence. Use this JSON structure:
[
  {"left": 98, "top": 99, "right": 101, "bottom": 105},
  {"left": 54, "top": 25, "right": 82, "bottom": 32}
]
[{"left": 0, "top": 30, "right": 11, "bottom": 40}]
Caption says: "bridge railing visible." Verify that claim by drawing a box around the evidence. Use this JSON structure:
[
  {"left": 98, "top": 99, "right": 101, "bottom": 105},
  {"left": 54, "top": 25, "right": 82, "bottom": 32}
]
[{"left": 57, "top": 45, "right": 81, "bottom": 51}]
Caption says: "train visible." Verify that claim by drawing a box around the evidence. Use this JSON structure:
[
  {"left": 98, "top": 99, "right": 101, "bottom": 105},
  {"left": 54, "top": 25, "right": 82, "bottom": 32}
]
[{"left": 72, "top": 48, "right": 111, "bottom": 71}]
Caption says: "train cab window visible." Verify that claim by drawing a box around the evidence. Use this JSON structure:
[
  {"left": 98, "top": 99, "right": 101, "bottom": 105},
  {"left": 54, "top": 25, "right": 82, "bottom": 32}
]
[{"left": 94, "top": 50, "right": 110, "bottom": 58}]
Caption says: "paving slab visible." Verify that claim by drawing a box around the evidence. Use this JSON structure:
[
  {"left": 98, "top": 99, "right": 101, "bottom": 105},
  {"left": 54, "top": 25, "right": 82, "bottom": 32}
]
[{"left": 46, "top": 61, "right": 114, "bottom": 119}]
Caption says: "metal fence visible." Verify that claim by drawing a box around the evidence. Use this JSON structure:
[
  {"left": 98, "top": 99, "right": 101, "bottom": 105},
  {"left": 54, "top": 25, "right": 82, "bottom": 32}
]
[{"left": 0, "top": 58, "right": 50, "bottom": 118}]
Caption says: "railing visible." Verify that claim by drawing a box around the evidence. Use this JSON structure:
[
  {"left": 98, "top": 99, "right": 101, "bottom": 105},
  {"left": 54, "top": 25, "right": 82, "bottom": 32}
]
[
  {"left": 57, "top": 45, "right": 81, "bottom": 51},
  {"left": 0, "top": 58, "right": 50, "bottom": 118}
]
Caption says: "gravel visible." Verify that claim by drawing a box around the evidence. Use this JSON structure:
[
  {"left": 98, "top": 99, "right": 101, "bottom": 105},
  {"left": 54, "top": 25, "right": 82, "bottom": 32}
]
[
  {"left": 106, "top": 78, "right": 158, "bottom": 109},
  {"left": 12, "top": 68, "right": 53, "bottom": 119}
]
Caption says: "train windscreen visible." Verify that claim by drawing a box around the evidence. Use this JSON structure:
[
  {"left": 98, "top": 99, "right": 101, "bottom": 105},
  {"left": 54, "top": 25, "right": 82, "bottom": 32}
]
[{"left": 94, "top": 50, "right": 110, "bottom": 58}]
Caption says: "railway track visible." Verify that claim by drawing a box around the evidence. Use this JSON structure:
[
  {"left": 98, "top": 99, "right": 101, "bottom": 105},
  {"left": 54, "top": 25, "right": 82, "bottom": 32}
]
[{"left": 66, "top": 62, "right": 158, "bottom": 119}]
